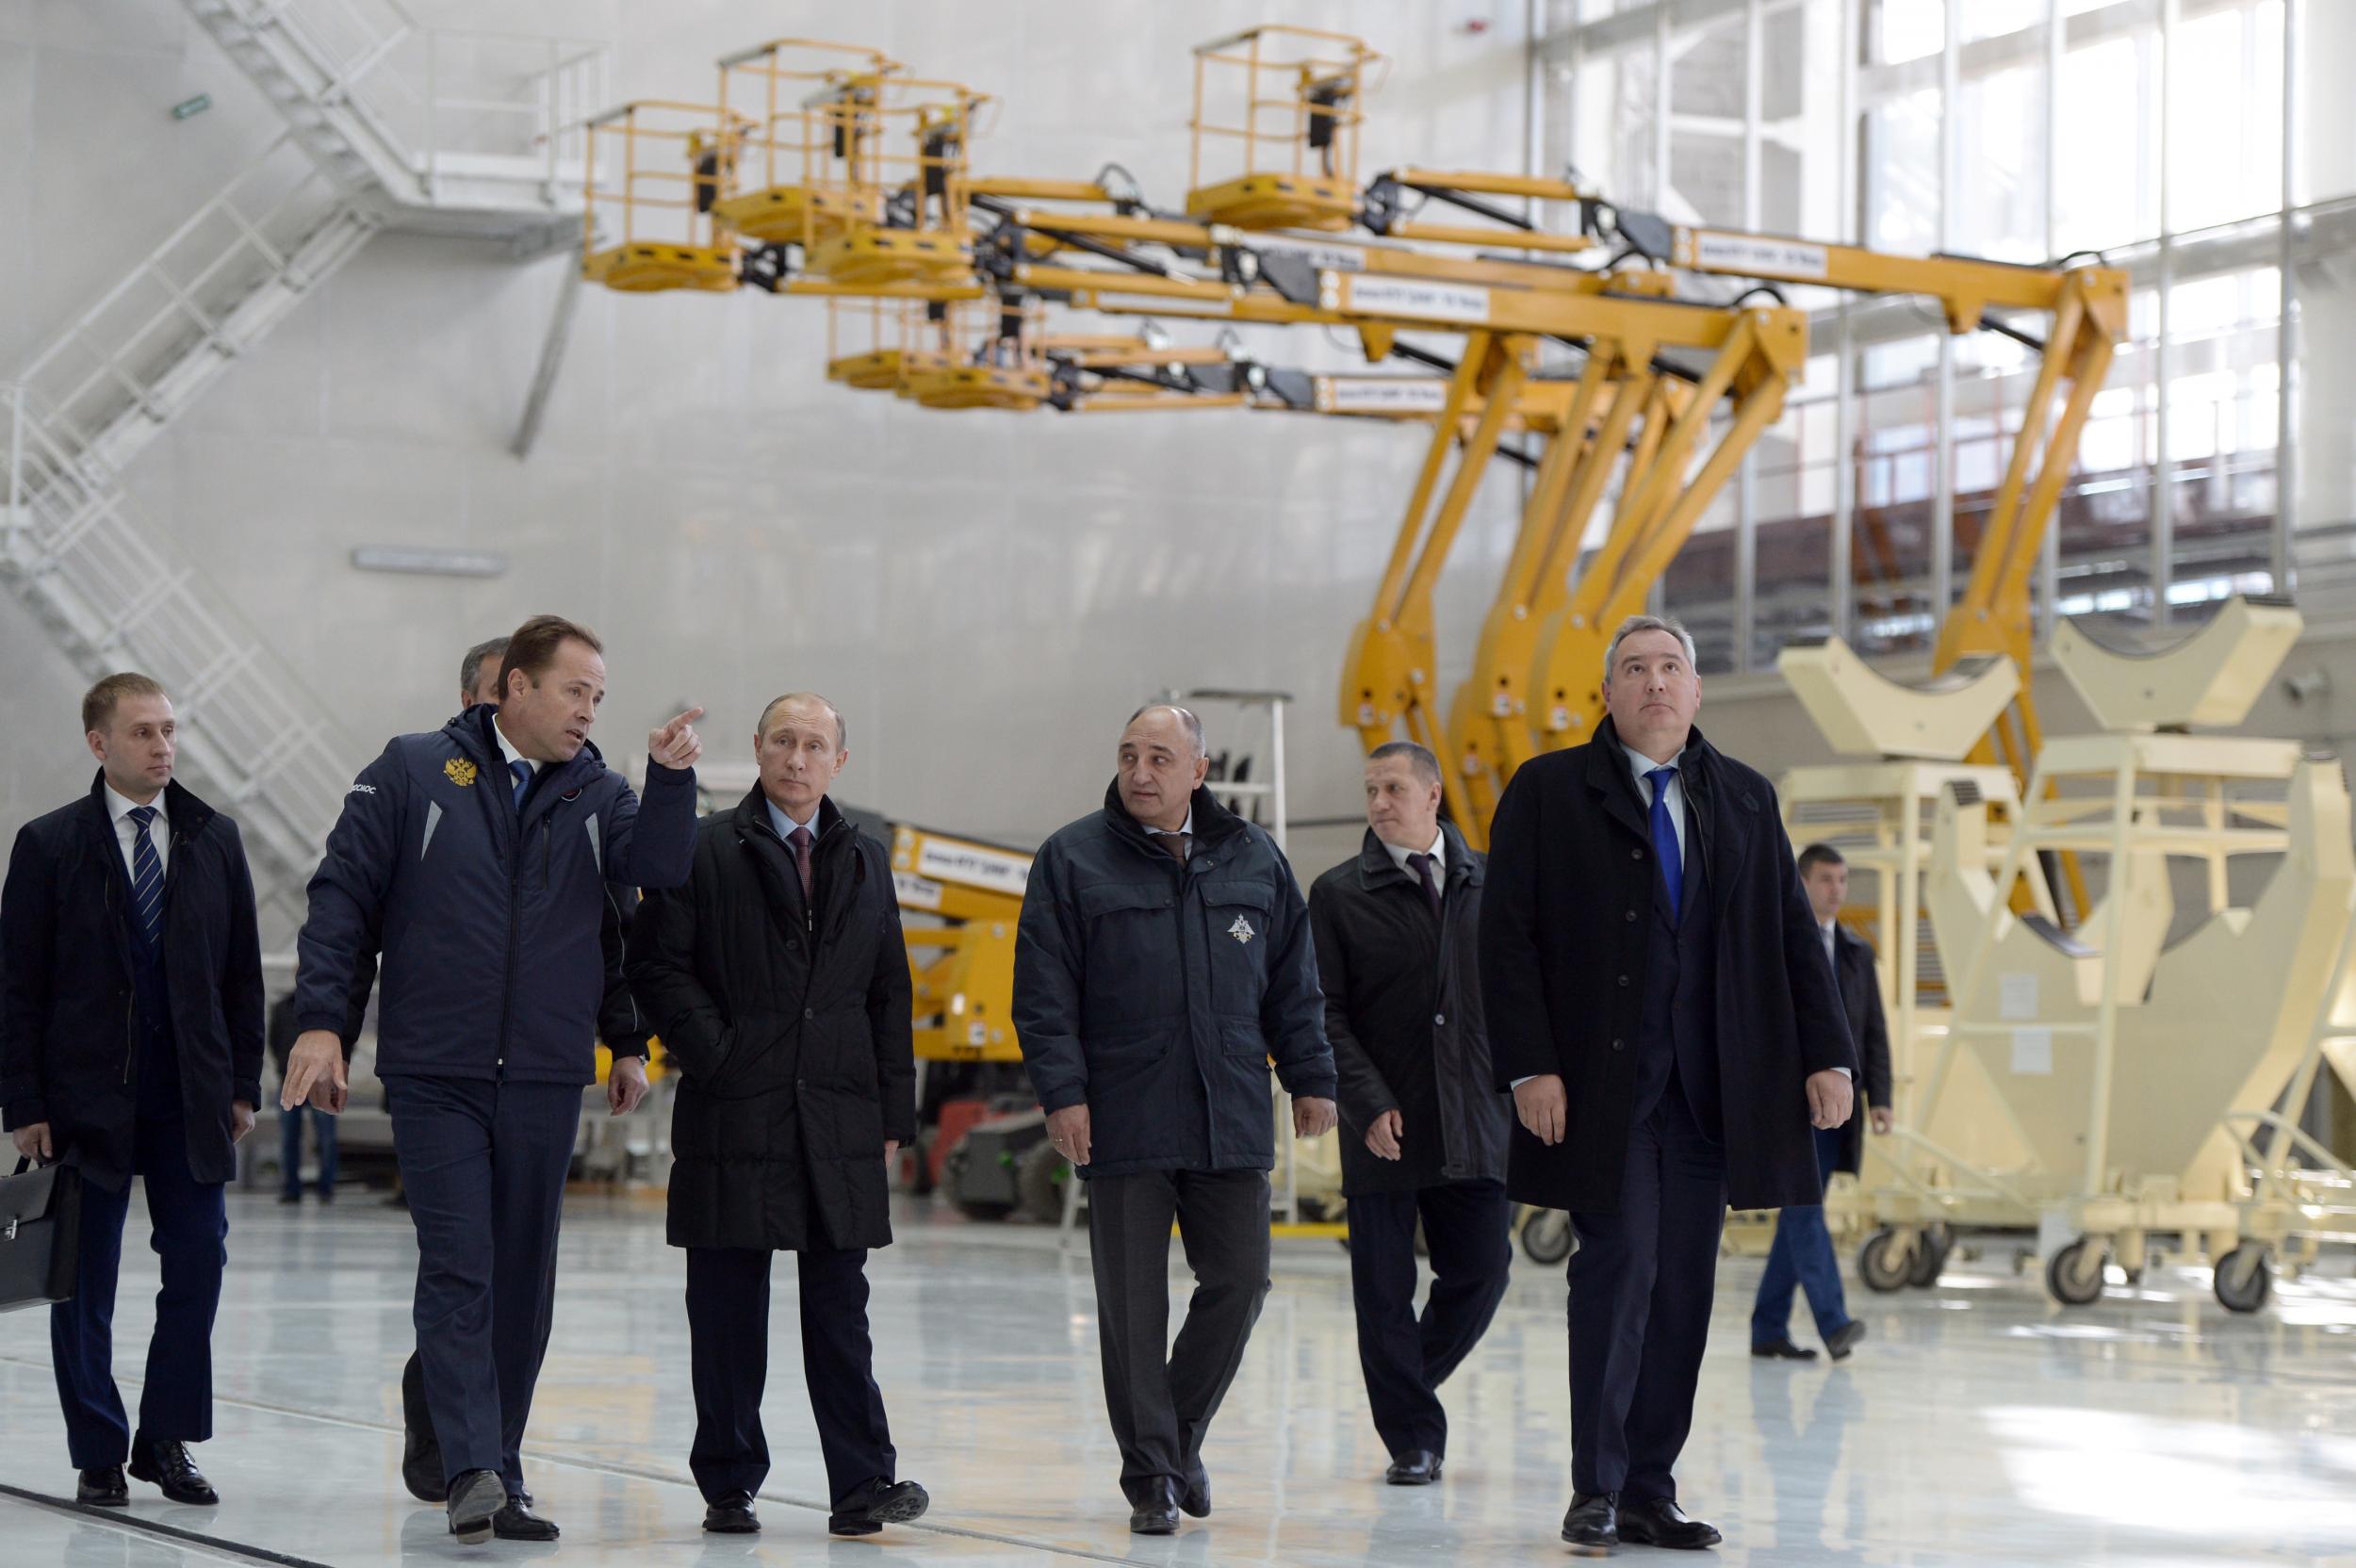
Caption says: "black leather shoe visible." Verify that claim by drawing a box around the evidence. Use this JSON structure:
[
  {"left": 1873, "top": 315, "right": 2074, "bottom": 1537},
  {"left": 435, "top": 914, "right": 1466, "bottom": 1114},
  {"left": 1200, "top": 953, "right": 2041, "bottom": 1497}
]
[
  {"left": 1179, "top": 1461, "right": 1211, "bottom": 1518},
  {"left": 446, "top": 1468, "right": 505, "bottom": 1544},
  {"left": 1751, "top": 1336, "right": 1818, "bottom": 1361},
  {"left": 829, "top": 1477, "right": 928, "bottom": 1537},
  {"left": 128, "top": 1440, "right": 219, "bottom": 1505},
  {"left": 703, "top": 1492, "right": 760, "bottom": 1534},
  {"left": 1562, "top": 1491, "right": 1618, "bottom": 1554},
  {"left": 1824, "top": 1318, "right": 1867, "bottom": 1361},
  {"left": 1128, "top": 1477, "right": 1181, "bottom": 1535},
  {"left": 76, "top": 1466, "right": 128, "bottom": 1507},
  {"left": 278, "top": 1190, "right": 302, "bottom": 1204},
  {"left": 492, "top": 1500, "right": 559, "bottom": 1542},
  {"left": 1385, "top": 1448, "right": 1442, "bottom": 1485},
  {"left": 401, "top": 1352, "right": 445, "bottom": 1503},
  {"left": 1618, "top": 1496, "right": 1723, "bottom": 1549}
]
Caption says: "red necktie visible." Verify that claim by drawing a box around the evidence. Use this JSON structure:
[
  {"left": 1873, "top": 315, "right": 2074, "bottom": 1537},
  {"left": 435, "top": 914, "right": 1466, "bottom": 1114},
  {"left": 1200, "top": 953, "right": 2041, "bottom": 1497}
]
[{"left": 788, "top": 825, "right": 814, "bottom": 903}]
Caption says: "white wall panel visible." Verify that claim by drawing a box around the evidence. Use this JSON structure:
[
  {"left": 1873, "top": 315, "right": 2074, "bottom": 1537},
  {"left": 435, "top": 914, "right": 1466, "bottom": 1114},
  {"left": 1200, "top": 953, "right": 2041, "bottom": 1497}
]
[{"left": 3, "top": 1, "right": 1533, "bottom": 864}]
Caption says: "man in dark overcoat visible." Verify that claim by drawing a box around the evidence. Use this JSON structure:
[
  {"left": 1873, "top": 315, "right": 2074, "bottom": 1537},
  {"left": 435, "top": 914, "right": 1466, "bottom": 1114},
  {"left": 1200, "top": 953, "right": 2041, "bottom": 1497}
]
[
  {"left": 629, "top": 692, "right": 927, "bottom": 1542},
  {"left": 1308, "top": 740, "right": 1510, "bottom": 1487},
  {"left": 1, "top": 673, "right": 263, "bottom": 1508},
  {"left": 1481, "top": 614, "right": 1857, "bottom": 1553}
]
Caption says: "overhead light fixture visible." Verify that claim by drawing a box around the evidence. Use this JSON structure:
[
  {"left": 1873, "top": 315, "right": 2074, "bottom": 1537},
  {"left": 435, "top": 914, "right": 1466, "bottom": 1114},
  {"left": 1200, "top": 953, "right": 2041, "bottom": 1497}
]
[{"left": 351, "top": 547, "right": 508, "bottom": 579}]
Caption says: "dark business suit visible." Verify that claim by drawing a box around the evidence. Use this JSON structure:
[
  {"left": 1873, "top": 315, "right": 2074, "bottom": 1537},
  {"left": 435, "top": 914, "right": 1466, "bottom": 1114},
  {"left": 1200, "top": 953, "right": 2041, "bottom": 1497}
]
[
  {"left": 0, "top": 775, "right": 263, "bottom": 1471},
  {"left": 1481, "top": 719, "right": 1854, "bottom": 1507}
]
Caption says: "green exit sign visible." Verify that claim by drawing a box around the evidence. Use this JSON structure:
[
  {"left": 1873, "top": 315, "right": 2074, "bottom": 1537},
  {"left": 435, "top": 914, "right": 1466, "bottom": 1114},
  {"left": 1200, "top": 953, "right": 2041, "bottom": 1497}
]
[{"left": 172, "top": 93, "right": 211, "bottom": 121}]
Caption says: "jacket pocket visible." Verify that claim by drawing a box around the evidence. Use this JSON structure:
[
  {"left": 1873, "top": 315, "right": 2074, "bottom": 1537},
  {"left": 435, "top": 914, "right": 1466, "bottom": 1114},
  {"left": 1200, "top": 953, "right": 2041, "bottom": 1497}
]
[
  {"left": 1076, "top": 878, "right": 1180, "bottom": 1022},
  {"left": 1200, "top": 878, "right": 1273, "bottom": 1018}
]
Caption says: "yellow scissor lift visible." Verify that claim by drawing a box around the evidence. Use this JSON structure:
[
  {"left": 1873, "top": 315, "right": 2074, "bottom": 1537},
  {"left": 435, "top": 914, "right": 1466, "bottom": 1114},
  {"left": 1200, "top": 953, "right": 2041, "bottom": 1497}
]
[{"left": 709, "top": 39, "right": 896, "bottom": 254}]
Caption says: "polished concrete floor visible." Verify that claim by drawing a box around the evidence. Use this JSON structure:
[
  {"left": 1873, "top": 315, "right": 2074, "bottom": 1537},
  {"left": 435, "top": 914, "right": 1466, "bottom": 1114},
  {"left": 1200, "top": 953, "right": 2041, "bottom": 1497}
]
[{"left": 2, "top": 1190, "right": 2353, "bottom": 1567}]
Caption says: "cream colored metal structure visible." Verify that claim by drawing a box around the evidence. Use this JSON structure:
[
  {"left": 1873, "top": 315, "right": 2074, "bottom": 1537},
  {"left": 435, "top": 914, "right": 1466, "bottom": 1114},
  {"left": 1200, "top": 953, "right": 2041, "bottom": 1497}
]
[
  {"left": 1888, "top": 597, "right": 2356, "bottom": 1313},
  {"left": 1774, "top": 639, "right": 2042, "bottom": 1276}
]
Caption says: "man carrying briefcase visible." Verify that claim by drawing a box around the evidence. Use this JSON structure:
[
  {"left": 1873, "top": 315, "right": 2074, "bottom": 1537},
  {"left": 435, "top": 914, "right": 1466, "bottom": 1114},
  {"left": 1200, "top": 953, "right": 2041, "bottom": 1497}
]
[{"left": 0, "top": 674, "right": 265, "bottom": 1508}]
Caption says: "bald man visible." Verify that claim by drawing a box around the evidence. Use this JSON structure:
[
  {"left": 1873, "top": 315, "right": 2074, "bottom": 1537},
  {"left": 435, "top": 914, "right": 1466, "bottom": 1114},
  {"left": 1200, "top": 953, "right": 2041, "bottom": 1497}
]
[{"left": 1012, "top": 704, "right": 1336, "bottom": 1534}]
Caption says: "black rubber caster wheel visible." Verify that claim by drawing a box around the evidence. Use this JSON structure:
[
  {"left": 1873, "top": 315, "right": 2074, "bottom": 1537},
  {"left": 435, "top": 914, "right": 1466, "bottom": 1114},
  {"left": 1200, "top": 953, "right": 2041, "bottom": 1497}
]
[
  {"left": 2213, "top": 1245, "right": 2272, "bottom": 1314},
  {"left": 2044, "top": 1236, "right": 2107, "bottom": 1307}
]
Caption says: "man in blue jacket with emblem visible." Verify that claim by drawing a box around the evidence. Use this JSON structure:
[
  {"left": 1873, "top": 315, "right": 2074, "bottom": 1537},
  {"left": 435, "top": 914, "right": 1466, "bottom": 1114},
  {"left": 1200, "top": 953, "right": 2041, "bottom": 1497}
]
[{"left": 281, "top": 615, "right": 701, "bottom": 1544}]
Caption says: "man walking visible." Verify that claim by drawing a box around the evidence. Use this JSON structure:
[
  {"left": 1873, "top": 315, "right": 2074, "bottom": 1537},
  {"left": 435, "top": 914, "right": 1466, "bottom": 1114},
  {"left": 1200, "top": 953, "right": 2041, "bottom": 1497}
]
[
  {"left": 1, "top": 674, "right": 264, "bottom": 1508},
  {"left": 1481, "top": 615, "right": 1856, "bottom": 1554},
  {"left": 630, "top": 692, "right": 929, "bottom": 1541},
  {"left": 1013, "top": 704, "right": 1337, "bottom": 1535},
  {"left": 281, "top": 615, "right": 700, "bottom": 1544},
  {"left": 394, "top": 631, "right": 657, "bottom": 1507},
  {"left": 1751, "top": 842, "right": 1893, "bottom": 1362},
  {"left": 1308, "top": 741, "right": 1510, "bottom": 1487}
]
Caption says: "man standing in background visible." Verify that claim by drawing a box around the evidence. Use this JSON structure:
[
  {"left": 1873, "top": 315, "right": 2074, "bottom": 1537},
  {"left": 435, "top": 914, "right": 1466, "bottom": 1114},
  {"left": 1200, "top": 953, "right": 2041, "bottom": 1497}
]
[
  {"left": 1013, "top": 704, "right": 1337, "bottom": 1535},
  {"left": 2, "top": 674, "right": 265, "bottom": 1508},
  {"left": 282, "top": 615, "right": 699, "bottom": 1544},
  {"left": 1309, "top": 741, "right": 1511, "bottom": 1488},
  {"left": 1751, "top": 842, "right": 1893, "bottom": 1363}
]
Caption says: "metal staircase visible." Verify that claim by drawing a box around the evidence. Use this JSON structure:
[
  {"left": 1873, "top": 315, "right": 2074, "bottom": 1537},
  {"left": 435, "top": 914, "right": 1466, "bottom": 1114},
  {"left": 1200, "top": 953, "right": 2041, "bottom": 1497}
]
[{"left": 3, "top": 1, "right": 611, "bottom": 945}]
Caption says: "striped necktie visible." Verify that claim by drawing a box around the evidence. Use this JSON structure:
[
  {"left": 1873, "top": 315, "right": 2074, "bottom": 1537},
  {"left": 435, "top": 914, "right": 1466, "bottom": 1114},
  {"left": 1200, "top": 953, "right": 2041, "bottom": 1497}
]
[{"left": 126, "top": 805, "right": 164, "bottom": 956}]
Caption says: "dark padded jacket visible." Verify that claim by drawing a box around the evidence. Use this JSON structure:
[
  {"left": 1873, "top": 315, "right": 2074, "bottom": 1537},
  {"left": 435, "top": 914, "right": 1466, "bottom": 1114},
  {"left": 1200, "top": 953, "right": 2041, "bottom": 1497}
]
[
  {"left": 1, "top": 774, "right": 265, "bottom": 1189},
  {"left": 291, "top": 705, "right": 695, "bottom": 1084},
  {"left": 1012, "top": 782, "right": 1335, "bottom": 1180},
  {"left": 630, "top": 790, "right": 914, "bottom": 1252}
]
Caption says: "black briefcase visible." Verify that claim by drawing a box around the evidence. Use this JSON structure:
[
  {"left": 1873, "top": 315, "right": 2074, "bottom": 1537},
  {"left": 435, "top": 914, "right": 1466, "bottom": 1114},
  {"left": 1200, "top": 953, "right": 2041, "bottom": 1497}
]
[{"left": 0, "top": 1158, "right": 82, "bottom": 1313}]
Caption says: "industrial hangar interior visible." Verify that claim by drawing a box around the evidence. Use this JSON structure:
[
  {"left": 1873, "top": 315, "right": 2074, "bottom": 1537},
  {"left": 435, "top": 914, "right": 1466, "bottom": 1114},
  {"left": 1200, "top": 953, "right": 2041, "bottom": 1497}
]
[{"left": 2, "top": 1, "right": 2353, "bottom": 1564}]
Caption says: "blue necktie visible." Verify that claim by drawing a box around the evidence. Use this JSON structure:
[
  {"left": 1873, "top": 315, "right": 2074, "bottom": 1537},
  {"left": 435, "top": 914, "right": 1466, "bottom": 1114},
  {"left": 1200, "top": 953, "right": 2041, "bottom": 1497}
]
[
  {"left": 1645, "top": 766, "right": 1683, "bottom": 922},
  {"left": 510, "top": 760, "right": 532, "bottom": 811},
  {"left": 125, "top": 805, "right": 164, "bottom": 957}
]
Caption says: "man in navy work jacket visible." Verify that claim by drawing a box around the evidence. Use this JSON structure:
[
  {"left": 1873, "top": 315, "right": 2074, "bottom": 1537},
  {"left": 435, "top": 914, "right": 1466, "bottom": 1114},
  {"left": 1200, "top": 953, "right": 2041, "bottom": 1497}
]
[
  {"left": 1012, "top": 704, "right": 1337, "bottom": 1537},
  {"left": 1481, "top": 614, "right": 1856, "bottom": 1555},
  {"left": 281, "top": 614, "right": 701, "bottom": 1544},
  {"left": 394, "top": 630, "right": 659, "bottom": 1509},
  {"left": 2, "top": 673, "right": 264, "bottom": 1510}
]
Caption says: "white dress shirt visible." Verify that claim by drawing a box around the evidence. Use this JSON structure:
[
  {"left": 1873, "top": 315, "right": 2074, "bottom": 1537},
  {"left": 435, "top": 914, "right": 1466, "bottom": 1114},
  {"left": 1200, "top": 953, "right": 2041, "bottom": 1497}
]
[
  {"left": 1143, "top": 808, "right": 1194, "bottom": 860},
  {"left": 1820, "top": 918, "right": 1839, "bottom": 966},
  {"left": 104, "top": 782, "right": 169, "bottom": 883},
  {"left": 491, "top": 713, "right": 536, "bottom": 783},
  {"left": 765, "top": 796, "right": 820, "bottom": 843},
  {"left": 1383, "top": 828, "right": 1446, "bottom": 879},
  {"left": 1626, "top": 742, "right": 1687, "bottom": 862}
]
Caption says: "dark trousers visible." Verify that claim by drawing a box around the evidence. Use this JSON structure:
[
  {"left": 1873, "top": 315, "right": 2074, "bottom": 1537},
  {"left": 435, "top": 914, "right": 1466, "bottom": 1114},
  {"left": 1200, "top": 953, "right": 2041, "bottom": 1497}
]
[
  {"left": 386, "top": 1074, "right": 578, "bottom": 1497},
  {"left": 51, "top": 1114, "right": 227, "bottom": 1471},
  {"left": 1088, "top": 1168, "right": 1270, "bottom": 1498},
  {"left": 278, "top": 1101, "right": 338, "bottom": 1199},
  {"left": 685, "top": 1246, "right": 894, "bottom": 1506},
  {"left": 1567, "top": 1079, "right": 1726, "bottom": 1504},
  {"left": 1750, "top": 1125, "right": 1851, "bottom": 1347},
  {"left": 1345, "top": 1179, "right": 1512, "bottom": 1459}
]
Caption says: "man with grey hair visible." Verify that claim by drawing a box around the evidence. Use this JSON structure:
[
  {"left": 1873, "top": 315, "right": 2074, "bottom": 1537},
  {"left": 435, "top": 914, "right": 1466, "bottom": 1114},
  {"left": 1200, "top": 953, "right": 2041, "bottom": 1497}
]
[
  {"left": 1309, "top": 740, "right": 1510, "bottom": 1487},
  {"left": 1013, "top": 703, "right": 1336, "bottom": 1535},
  {"left": 1482, "top": 612, "right": 1856, "bottom": 1553}
]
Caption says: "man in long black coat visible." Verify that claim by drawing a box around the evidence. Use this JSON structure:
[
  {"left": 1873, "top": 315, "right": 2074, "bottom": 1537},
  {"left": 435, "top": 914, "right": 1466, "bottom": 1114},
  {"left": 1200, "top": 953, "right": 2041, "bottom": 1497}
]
[
  {"left": 629, "top": 692, "right": 927, "bottom": 1543},
  {"left": 1752, "top": 842, "right": 1895, "bottom": 1361},
  {"left": 1012, "top": 704, "right": 1336, "bottom": 1536},
  {"left": 0, "top": 673, "right": 263, "bottom": 1508},
  {"left": 1308, "top": 741, "right": 1510, "bottom": 1487},
  {"left": 1481, "top": 615, "right": 1856, "bottom": 1554}
]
